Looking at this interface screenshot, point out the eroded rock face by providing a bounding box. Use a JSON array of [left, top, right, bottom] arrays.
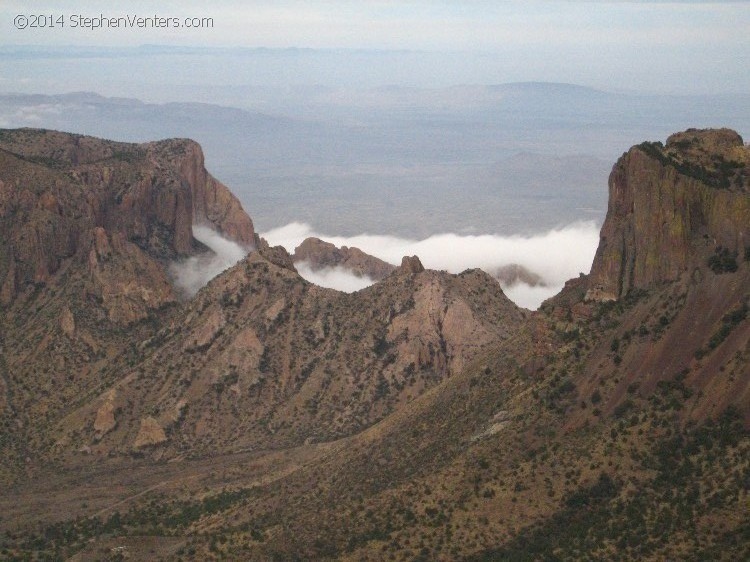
[[587, 128, 750, 300], [0, 129, 255, 320], [85, 227, 177, 323], [184, 306, 226, 351], [134, 416, 167, 448], [168, 139, 255, 248]]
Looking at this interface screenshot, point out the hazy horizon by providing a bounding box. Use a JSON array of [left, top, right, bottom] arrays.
[[2, 0, 749, 95], [1, 44, 749, 106]]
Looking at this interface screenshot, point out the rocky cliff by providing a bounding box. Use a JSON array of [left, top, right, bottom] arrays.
[[540, 128, 750, 424], [587, 128, 749, 300], [0, 129, 254, 320], [0, 130, 257, 477]]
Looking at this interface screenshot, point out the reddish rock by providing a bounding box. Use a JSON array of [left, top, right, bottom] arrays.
[[174, 140, 255, 247], [256, 235, 297, 272], [587, 128, 750, 300], [0, 130, 256, 318], [293, 237, 395, 280], [399, 255, 425, 274]]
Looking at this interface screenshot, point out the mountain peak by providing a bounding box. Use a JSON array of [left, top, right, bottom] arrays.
[[586, 127, 749, 301], [666, 127, 744, 154]]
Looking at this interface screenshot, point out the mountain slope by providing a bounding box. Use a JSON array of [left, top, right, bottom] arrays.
[[0, 128, 524, 475], [53, 251, 523, 458], [0, 128, 254, 480], [171, 128, 749, 560], [0, 128, 747, 561]]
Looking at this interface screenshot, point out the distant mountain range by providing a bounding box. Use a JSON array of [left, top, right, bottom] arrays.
[[5, 85, 747, 238]]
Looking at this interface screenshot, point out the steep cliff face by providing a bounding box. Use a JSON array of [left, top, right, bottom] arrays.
[[167, 139, 255, 247], [0, 129, 254, 319], [543, 128, 750, 426], [587, 128, 749, 301]]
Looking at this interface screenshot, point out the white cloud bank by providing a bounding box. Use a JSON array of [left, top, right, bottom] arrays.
[[262, 221, 600, 309], [167, 222, 600, 309], [170, 225, 249, 297], [295, 261, 376, 293]]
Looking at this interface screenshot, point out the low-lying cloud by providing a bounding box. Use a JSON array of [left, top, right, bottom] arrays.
[[262, 221, 600, 309], [295, 261, 376, 293], [170, 225, 249, 297]]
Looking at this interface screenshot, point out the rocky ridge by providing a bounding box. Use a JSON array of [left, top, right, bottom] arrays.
[[54, 250, 524, 456], [292, 236, 396, 280], [292, 236, 546, 291], [0, 128, 748, 561]]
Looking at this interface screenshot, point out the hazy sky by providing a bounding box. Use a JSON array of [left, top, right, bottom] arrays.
[[2, 1, 748, 50], [2, 1, 749, 93]]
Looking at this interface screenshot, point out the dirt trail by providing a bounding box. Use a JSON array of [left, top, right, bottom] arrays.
[[93, 480, 169, 517]]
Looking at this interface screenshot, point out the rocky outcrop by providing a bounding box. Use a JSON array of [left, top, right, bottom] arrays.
[[133, 416, 167, 448], [162, 139, 255, 247], [184, 306, 226, 352], [399, 255, 425, 274], [587, 128, 750, 300], [255, 235, 297, 271], [85, 226, 177, 323], [59, 307, 76, 337], [94, 391, 117, 436], [292, 237, 396, 280]]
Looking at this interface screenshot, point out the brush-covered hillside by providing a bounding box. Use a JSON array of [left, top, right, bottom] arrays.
[[0, 128, 747, 561]]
